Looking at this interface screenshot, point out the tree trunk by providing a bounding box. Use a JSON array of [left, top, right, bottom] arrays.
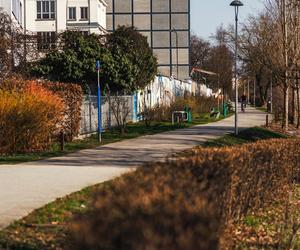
[[292, 88, 295, 124], [297, 86, 300, 128], [283, 85, 289, 130]]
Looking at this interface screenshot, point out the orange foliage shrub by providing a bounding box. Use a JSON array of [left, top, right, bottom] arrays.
[[0, 80, 64, 154], [1, 77, 83, 144], [70, 139, 300, 250]]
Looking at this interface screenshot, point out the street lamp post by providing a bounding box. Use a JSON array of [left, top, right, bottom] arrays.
[[171, 27, 179, 79], [230, 0, 243, 136], [247, 77, 250, 105]]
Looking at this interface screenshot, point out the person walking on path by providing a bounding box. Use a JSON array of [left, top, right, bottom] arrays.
[[241, 94, 247, 112]]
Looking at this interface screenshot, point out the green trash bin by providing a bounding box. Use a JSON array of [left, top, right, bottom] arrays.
[[184, 106, 193, 123], [223, 103, 228, 117]]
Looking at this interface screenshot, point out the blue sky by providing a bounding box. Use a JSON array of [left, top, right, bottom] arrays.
[[191, 0, 265, 40]]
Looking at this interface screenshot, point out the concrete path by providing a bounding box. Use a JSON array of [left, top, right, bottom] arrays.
[[0, 107, 266, 229]]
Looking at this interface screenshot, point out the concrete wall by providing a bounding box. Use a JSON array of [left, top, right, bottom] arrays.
[[138, 75, 193, 110]]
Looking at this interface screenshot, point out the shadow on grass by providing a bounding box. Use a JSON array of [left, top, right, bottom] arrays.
[[203, 127, 288, 148]]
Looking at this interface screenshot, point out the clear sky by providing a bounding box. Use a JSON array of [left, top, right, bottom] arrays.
[[191, 0, 265, 40]]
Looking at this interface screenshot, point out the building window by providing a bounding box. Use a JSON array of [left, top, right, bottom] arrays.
[[80, 7, 88, 20], [68, 7, 76, 20], [37, 0, 55, 20], [12, 0, 22, 24], [81, 31, 89, 36], [12, 0, 18, 19], [37, 32, 56, 50]]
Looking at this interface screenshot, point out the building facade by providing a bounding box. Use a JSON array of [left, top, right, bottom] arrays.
[[0, 0, 107, 49], [106, 0, 190, 81], [0, 0, 24, 26], [24, 0, 107, 34]]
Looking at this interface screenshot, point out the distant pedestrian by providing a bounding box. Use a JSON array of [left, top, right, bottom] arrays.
[[241, 94, 247, 112], [267, 100, 272, 113]]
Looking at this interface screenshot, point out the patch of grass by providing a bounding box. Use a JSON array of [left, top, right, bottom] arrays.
[[203, 127, 288, 148], [0, 180, 116, 250], [244, 215, 262, 227], [256, 106, 268, 112], [0, 113, 224, 165]]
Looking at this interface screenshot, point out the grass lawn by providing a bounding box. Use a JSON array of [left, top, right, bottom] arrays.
[[0, 113, 226, 165], [256, 106, 268, 112], [203, 126, 288, 147], [0, 126, 289, 250]]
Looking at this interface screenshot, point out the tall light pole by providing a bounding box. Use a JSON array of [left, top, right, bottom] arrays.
[[230, 0, 243, 136], [171, 27, 179, 79], [247, 77, 250, 105]]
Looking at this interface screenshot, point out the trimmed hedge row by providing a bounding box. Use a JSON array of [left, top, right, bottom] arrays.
[[70, 138, 300, 250]]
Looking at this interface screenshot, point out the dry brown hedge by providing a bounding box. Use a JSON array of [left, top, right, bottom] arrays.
[[42, 81, 83, 141], [70, 138, 300, 250]]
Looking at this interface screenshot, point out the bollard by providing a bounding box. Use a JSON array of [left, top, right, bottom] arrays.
[[60, 131, 65, 151], [266, 114, 269, 127]]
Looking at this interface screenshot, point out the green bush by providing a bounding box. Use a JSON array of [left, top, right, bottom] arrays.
[[148, 96, 219, 123]]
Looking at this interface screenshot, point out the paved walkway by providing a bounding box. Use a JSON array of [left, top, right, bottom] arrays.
[[0, 107, 266, 229]]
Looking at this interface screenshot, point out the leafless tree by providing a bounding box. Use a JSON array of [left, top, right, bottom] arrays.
[[0, 8, 39, 81], [110, 95, 131, 135]]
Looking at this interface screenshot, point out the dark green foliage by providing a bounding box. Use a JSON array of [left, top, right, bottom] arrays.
[[30, 28, 157, 93], [30, 32, 108, 92], [107, 26, 158, 92]]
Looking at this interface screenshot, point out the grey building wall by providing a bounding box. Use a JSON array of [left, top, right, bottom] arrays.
[[106, 0, 190, 81]]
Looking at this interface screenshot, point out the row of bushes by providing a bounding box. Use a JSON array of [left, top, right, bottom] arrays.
[[69, 138, 300, 249], [0, 77, 83, 154], [144, 95, 219, 124]]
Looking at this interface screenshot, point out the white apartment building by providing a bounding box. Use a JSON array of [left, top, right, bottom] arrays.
[[0, 0, 107, 49], [0, 0, 24, 27]]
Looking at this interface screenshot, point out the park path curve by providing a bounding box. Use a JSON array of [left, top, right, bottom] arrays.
[[0, 107, 266, 229]]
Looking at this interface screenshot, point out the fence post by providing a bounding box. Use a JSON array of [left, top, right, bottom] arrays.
[[60, 131, 65, 151], [133, 93, 138, 122], [88, 96, 92, 133], [266, 114, 269, 127], [108, 92, 112, 130]]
